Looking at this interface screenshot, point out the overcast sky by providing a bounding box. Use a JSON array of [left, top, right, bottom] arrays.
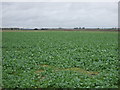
[[2, 2, 118, 28]]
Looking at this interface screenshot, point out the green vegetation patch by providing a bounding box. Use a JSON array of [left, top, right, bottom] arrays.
[[2, 31, 119, 88]]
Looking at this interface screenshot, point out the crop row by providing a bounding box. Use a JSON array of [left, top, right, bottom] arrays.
[[2, 31, 119, 88]]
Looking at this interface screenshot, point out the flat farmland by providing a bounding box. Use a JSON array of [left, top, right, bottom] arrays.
[[2, 31, 119, 88]]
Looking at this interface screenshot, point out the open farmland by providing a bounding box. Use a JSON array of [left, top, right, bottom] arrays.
[[2, 31, 119, 88]]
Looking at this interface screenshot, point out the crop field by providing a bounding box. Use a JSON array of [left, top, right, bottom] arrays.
[[2, 31, 119, 88]]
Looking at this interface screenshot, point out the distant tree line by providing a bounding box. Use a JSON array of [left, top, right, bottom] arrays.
[[1, 27, 119, 30], [74, 27, 85, 29], [2, 28, 20, 30]]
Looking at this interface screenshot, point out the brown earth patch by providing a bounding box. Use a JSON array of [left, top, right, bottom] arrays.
[[35, 64, 99, 81], [36, 64, 99, 76], [35, 70, 44, 73]]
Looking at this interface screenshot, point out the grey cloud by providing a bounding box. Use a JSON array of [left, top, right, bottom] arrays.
[[2, 2, 118, 28]]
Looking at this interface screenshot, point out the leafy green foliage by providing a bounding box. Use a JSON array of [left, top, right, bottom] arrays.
[[2, 31, 119, 88]]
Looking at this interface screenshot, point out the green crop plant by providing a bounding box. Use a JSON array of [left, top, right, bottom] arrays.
[[2, 31, 119, 88]]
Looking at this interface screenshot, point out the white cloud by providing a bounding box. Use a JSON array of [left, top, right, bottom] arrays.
[[2, 0, 119, 2], [2, 2, 118, 28]]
